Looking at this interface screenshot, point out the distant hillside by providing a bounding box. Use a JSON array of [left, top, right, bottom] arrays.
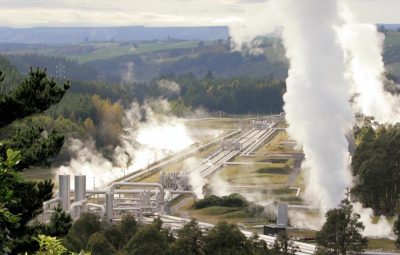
[[0, 26, 229, 44], [5, 54, 98, 81], [1, 37, 288, 82]]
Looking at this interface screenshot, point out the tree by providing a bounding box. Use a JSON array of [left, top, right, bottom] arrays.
[[352, 123, 400, 214], [87, 232, 117, 255], [247, 233, 271, 255], [123, 224, 171, 255], [64, 212, 101, 252], [83, 118, 96, 136], [45, 205, 72, 237], [34, 235, 68, 255], [0, 65, 69, 253], [272, 232, 298, 255], [2, 165, 54, 253], [171, 219, 203, 255], [92, 95, 123, 146], [0, 67, 69, 128], [315, 199, 368, 255], [0, 67, 69, 171], [104, 213, 138, 250], [394, 215, 400, 248], [119, 214, 139, 245], [1, 127, 65, 170], [202, 221, 250, 255]]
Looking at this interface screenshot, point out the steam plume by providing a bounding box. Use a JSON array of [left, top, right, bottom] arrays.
[[338, 3, 400, 123], [232, 0, 354, 211], [229, 0, 395, 237], [55, 100, 195, 187]]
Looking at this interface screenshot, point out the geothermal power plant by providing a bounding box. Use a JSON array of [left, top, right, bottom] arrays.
[[41, 114, 317, 254]]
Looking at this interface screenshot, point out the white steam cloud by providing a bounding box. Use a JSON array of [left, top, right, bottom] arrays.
[[55, 100, 194, 188], [157, 79, 181, 97], [121, 61, 135, 84], [230, 0, 395, 237], [338, 5, 400, 123], [232, 0, 354, 211]]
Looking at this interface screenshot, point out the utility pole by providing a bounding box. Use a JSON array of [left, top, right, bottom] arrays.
[[55, 62, 66, 81], [96, 72, 106, 84], [92, 177, 96, 199]]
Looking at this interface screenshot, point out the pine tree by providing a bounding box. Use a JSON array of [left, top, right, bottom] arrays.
[[316, 199, 368, 255]]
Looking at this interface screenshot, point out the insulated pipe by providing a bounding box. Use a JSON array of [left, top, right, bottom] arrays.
[[86, 203, 106, 217], [59, 174, 71, 211], [42, 197, 61, 222], [70, 199, 87, 220], [113, 189, 158, 194], [86, 189, 108, 194], [74, 175, 86, 202], [169, 190, 198, 201], [109, 182, 164, 205]]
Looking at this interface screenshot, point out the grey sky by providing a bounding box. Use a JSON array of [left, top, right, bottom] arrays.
[[0, 0, 399, 27]]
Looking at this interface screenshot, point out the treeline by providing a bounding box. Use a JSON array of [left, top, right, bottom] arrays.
[[37, 198, 372, 255], [85, 41, 288, 82], [6, 54, 98, 81], [0, 54, 286, 165], [352, 119, 400, 214], [145, 73, 286, 114], [39, 211, 298, 255], [0, 66, 68, 253]]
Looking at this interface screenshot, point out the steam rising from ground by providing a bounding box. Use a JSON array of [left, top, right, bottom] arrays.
[[338, 7, 400, 123], [229, 0, 395, 237], [121, 62, 135, 84], [55, 100, 194, 188], [232, 0, 354, 211], [157, 79, 181, 98]]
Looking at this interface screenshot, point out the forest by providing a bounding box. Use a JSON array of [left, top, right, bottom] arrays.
[[352, 119, 400, 215]]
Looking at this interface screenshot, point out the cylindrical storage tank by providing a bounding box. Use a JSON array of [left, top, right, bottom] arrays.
[[105, 192, 114, 222], [74, 175, 86, 202], [59, 174, 71, 211]]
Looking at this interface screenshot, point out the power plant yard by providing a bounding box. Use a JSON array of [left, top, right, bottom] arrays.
[[4, 3, 400, 254], [40, 115, 400, 254]]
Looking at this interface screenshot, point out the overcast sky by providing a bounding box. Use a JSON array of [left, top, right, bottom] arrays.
[[1, 0, 400, 27]]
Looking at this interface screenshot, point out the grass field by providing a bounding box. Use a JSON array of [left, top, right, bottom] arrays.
[[218, 164, 289, 186], [21, 166, 53, 182], [58, 40, 200, 63], [367, 239, 399, 252], [173, 198, 269, 225]]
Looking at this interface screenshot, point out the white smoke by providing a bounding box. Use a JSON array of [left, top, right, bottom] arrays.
[[231, 0, 355, 211], [57, 139, 118, 188], [229, 0, 395, 237], [54, 100, 195, 188], [353, 202, 394, 239], [121, 61, 135, 84], [337, 4, 400, 123], [209, 173, 232, 197], [185, 157, 207, 199], [157, 79, 181, 98]]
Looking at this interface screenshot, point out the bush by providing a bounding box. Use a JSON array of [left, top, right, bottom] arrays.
[[63, 212, 101, 252], [192, 193, 248, 209]]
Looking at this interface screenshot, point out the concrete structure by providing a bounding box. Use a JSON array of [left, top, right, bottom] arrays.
[[263, 202, 288, 236], [277, 202, 288, 227]]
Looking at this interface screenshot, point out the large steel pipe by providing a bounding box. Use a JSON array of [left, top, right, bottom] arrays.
[[110, 182, 164, 205]]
